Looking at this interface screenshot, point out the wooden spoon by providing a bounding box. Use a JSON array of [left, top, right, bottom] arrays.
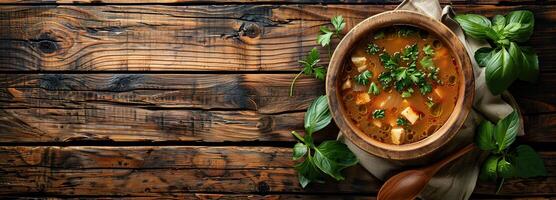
[[377, 144, 476, 200]]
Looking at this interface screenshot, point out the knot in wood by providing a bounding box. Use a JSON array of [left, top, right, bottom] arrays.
[[257, 181, 270, 194], [240, 22, 261, 38], [37, 40, 58, 54]]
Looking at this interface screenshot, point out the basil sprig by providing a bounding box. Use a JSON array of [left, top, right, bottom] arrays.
[[475, 111, 547, 192], [455, 10, 539, 95], [291, 95, 359, 188]]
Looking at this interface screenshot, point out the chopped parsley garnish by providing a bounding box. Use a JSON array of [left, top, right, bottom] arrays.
[[366, 43, 382, 55], [402, 44, 419, 61], [378, 71, 393, 88], [398, 27, 417, 37], [426, 97, 435, 108], [354, 70, 372, 85], [420, 54, 442, 84], [397, 117, 409, 126], [419, 82, 432, 95], [368, 82, 380, 95], [401, 88, 414, 98], [423, 44, 435, 56], [374, 31, 385, 40], [379, 52, 400, 70], [373, 109, 385, 119]]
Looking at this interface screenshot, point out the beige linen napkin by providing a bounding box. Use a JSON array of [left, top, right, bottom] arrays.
[[337, 0, 524, 199]]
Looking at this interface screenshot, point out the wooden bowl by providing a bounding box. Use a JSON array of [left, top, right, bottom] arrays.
[[326, 10, 474, 161]]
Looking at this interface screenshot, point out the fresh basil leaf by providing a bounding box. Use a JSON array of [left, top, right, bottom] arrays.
[[475, 47, 495, 68], [293, 143, 308, 160], [517, 46, 539, 82], [513, 145, 547, 178], [295, 155, 325, 188], [485, 47, 517, 95], [304, 95, 332, 135], [480, 155, 500, 181], [476, 120, 497, 151], [497, 158, 515, 178], [313, 141, 358, 180], [504, 10, 534, 42], [494, 111, 519, 152], [454, 14, 492, 39], [492, 15, 506, 33]]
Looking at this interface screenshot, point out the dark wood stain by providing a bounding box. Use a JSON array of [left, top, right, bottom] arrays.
[[0, 1, 554, 199]]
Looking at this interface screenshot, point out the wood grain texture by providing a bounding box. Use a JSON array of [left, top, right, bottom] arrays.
[[0, 194, 379, 200], [0, 106, 305, 142], [0, 5, 554, 71], [0, 74, 323, 113], [0, 146, 554, 196], [0, 0, 549, 5]]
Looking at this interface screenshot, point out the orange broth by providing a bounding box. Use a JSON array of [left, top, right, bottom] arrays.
[[340, 26, 460, 145]]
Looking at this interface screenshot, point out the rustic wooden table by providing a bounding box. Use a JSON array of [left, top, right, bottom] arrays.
[[0, 0, 554, 199]]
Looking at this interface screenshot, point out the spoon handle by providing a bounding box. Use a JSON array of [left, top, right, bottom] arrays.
[[426, 144, 476, 174]]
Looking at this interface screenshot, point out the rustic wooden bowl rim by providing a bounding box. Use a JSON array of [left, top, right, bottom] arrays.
[[326, 10, 475, 160]]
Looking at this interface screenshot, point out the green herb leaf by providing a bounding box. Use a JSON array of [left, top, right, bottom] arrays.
[[492, 15, 506, 33], [374, 31, 385, 39], [331, 15, 346, 34], [517, 46, 539, 82], [503, 10, 534, 43], [313, 67, 326, 80], [295, 155, 325, 188], [397, 117, 408, 126], [354, 70, 372, 85], [366, 43, 382, 55], [479, 155, 500, 181], [293, 143, 308, 160], [425, 97, 435, 108], [313, 141, 358, 180], [398, 26, 417, 37], [476, 120, 497, 151], [497, 158, 515, 178], [494, 111, 519, 152], [454, 14, 493, 39], [485, 47, 517, 95], [379, 52, 400, 70], [368, 82, 380, 95], [513, 145, 547, 178], [378, 71, 393, 89], [423, 44, 435, 56], [304, 95, 332, 135], [474, 47, 495, 67], [402, 44, 419, 61], [317, 26, 334, 47], [373, 109, 385, 119]]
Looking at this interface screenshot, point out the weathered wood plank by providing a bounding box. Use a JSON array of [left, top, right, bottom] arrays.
[[0, 0, 549, 5], [0, 5, 553, 71], [0, 146, 554, 196], [0, 74, 323, 114], [0, 105, 306, 142], [1, 194, 378, 200], [0, 146, 294, 169]]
